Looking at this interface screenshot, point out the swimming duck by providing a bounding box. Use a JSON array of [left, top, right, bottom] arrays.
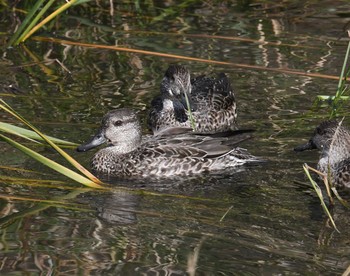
[[148, 65, 237, 135], [294, 120, 350, 188], [77, 108, 258, 177]]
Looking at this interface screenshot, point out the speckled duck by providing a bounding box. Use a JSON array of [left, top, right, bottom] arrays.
[[77, 108, 259, 177], [148, 65, 237, 135], [295, 120, 350, 187]]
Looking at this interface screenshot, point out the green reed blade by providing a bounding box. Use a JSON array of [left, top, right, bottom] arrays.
[[317, 95, 349, 101], [219, 205, 233, 222], [0, 99, 102, 185], [0, 122, 42, 144], [21, 0, 92, 43], [16, 0, 56, 45], [0, 133, 104, 189], [335, 38, 350, 99], [303, 164, 339, 233], [331, 187, 349, 208], [183, 91, 196, 130], [0, 122, 77, 147], [8, 0, 45, 46]]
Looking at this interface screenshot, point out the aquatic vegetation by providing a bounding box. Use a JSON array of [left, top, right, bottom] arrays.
[[8, 0, 91, 46], [0, 99, 104, 188], [303, 164, 339, 232], [300, 36, 350, 230], [316, 33, 350, 119]]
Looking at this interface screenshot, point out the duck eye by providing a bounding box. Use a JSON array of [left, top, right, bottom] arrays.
[[316, 127, 325, 135], [114, 120, 123, 126]]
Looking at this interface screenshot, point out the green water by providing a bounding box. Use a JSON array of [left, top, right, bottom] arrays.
[[1, 1, 350, 274]]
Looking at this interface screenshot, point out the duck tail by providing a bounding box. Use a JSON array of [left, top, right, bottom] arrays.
[[226, 147, 263, 164]]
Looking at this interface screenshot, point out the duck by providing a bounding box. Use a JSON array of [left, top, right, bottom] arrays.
[[294, 120, 350, 188], [77, 108, 259, 177], [148, 65, 237, 135]]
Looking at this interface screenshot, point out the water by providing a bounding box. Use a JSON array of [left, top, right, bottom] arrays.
[[1, 1, 350, 274]]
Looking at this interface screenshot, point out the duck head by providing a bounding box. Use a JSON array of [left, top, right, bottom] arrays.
[[77, 109, 142, 154], [294, 120, 343, 153], [161, 65, 191, 98]]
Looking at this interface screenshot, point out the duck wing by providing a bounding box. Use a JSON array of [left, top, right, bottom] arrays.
[[144, 132, 252, 159], [191, 73, 235, 111]]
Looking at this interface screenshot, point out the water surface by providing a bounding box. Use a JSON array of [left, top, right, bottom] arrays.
[[1, 1, 350, 274]]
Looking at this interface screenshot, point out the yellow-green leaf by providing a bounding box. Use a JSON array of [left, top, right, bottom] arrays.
[[0, 99, 102, 184], [0, 122, 77, 146], [0, 133, 105, 189]]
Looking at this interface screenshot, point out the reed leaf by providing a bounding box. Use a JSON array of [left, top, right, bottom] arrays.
[[219, 205, 233, 222], [329, 37, 350, 118], [0, 189, 90, 228], [0, 99, 102, 185], [32, 36, 341, 80], [335, 35, 350, 99], [0, 122, 77, 147], [0, 133, 103, 189], [0, 165, 42, 174], [342, 264, 350, 276], [303, 164, 339, 232], [317, 96, 349, 101], [120, 30, 319, 49], [183, 91, 196, 130], [16, 0, 56, 45], [331, 187, 350, 208], [7, 0, 45, 46], [20, 0, 92, 43]]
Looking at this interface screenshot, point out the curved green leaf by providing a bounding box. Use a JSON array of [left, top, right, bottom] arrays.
[[0, 133, 104, 189], [0, 122, 77, 146], [0, 100, 102, 185]]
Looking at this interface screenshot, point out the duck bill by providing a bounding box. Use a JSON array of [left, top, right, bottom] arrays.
[[294, 140, 317, 152], [77, 129, 106, 152]]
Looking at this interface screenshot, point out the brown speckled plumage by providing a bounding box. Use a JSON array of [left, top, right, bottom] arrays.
[[77, 109, 258, 178], [295, 120, 350, 188], [148, 65, 237, 135]]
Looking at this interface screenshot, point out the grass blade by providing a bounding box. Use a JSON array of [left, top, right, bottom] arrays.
[[331, 187, 350, 208], [21, 0, 92, 43], [219, 205, 233, 222], [0, 189, 91, 228], [317, 95, 349, 101], [335, 34, 350, 98], [0, 133, 104, 189], [0, 99, 102, 184], [0, 123, 42, 144], [8, 0, 45, 46], [0, 122, 77, 147], [183, 91, 196, 130], [32, 36, 341, 80], [16, 0, 56, 44], [303, 164, 339, 232]]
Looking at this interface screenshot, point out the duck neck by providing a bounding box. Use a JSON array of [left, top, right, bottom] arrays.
[[323, 129, 350, 165], [106, 125, 142, 155], [110, 141, 140, 154]]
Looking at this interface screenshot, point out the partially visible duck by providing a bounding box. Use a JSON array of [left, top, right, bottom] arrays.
[[295, 120, 350, 188], [148, 65, 237, 135], [77, 108, 258, 177]]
